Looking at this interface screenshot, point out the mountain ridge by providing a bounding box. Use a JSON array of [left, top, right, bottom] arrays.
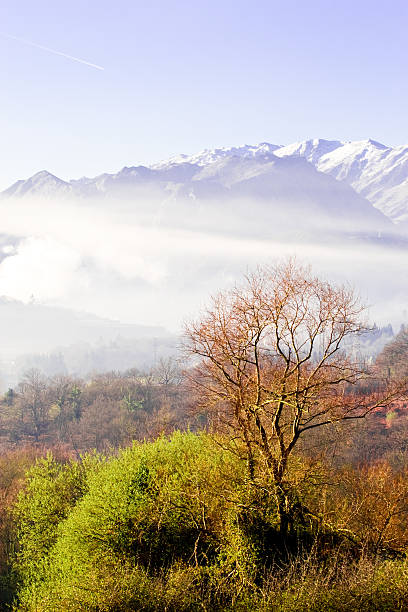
[[2, 138, 408, 225]]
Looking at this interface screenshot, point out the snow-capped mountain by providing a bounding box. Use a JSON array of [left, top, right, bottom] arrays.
[[2, 138, 408, 232], [317, 140, 408, 224], [273, 139, 343, 164], [152, 142, 281, 169], [275, 139, 408, 223]]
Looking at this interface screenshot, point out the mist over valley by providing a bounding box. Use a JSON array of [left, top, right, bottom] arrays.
[[1, 138, 408, 387]]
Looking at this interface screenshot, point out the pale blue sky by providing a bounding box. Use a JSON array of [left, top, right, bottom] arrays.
[[1, 0, 407, 189]]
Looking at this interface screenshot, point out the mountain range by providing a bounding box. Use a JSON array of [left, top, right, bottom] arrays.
[[2, 138, 408, 233]]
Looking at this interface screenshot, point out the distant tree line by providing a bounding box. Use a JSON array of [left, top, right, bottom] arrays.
[[0, 357, 192, 454]]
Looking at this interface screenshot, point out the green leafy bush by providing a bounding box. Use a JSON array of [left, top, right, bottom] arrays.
[[15, 432, 256, 610]]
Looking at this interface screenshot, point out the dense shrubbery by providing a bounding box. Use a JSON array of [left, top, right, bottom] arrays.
[[0, 431, 403, 610], [14, 433, 249, 610]]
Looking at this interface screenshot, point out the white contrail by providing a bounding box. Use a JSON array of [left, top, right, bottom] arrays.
[[2, 33, 104, 71]]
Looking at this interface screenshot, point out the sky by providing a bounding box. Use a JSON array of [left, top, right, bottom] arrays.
[[0, 0, 407, 190]]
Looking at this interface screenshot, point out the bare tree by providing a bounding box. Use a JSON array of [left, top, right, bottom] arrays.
[[152, 357, 182, 387], [18, 369, 48, 442], [185, 260, 403, 534], [48, 375, 83, 443]]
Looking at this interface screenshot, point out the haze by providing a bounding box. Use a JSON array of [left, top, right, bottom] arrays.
[[0, 190, 407, 331]]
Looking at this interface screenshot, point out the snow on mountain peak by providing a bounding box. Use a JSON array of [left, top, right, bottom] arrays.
[[308, 140, 408, 223], [153, 142, 281, 169], [251, 137, 408, 223], [274, 139, 344, 163], [153, 138, 408, 224], [352, 138, 389, 150]]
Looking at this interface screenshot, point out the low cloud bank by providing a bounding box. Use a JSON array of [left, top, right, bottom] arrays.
[[0, 194, 407, 335]]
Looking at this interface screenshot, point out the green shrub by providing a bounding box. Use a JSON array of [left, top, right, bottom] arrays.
[[13, 452, 103, 589], [15, 432, 251, 610]]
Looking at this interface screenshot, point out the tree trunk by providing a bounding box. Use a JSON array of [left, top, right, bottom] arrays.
[[275, 482, 290, 536]]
